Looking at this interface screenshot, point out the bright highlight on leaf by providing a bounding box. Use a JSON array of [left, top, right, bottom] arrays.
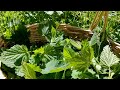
[[100, 45, 120, 68], [70, 39, 81, 50], [22, 62, 36, 79], [34, 47, 44, 54], [41, 59, 70, 74]]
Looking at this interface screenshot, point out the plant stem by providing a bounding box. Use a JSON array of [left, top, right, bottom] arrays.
[[62, 70, 66, 79], [55, 72, 57, 79], [98, 42, 101, 61], [108, 67, 112, 79]]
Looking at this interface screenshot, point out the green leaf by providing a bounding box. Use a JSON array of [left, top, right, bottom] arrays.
[[22, 62, 36, 79], [43, 44, 62, 58], [100, 45, 120, 68], [50, 34, 64, 46], [44, 44, 55, 55], [89, 32, 100, 46], [15, 66, 24, 77], [112, 63, 120, 75], [41, 25, 49, 36], [33, 47, 44, 55], [45, 11, 54, 15], [55, 22, 60, 29], [63, 40, 94, 72], [70, 39, 81, 50], [71, 70, 81, 79], [27, 63, 41, 72], [51, 27, 57, 43], [63, 47, 73, 60], [80, 40, 94, 63], [51, 26, 56, 38], [72, 69, 97, 79], [56, 11, 63, 15], [3, 29, 12, 39], [0, 45, 30, 68], [29, 54, 41, 64], [41, 59, 70, 74]]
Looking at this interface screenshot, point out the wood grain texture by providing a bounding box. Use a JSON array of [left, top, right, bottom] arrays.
[[58, 24, 93, 40], [26, 23, 47, 43]]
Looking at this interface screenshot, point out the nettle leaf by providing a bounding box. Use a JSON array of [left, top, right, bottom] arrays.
[[42, 25, 49, 36], [89, 32, 100, 46], [63, 47, 76, 60], [33, 47, 44, 55], [15, 63, 41, 77], [41, 59, 70, 74], [70, 39, 81, 50], [51, 34, 64, 46], [0, 45, 30, 68], [100, 45, 120, 68], [43, 44, 62, 58], [112, 63, 120, 75], [58, 38, 70, 46], [111, 64, 120, 75], [79, 40, 94, 63], [27, 63, 41, 72], [56, 11, 63, 15], [63, 47, 81, 67], [29, 54, 41, 64], [71, 70, 81, 79], [44, 11, 54, 15], [51, 26, 56, 38], [63, 40, 94, 72], [22, 62, 36, 79], [43, 44, 55, 56], [50, 26, 64, 45], [15, 66, 24, 77], [51, 26, 57, 43], [72, 68, 98, 79], [55, 21, 60, 29]]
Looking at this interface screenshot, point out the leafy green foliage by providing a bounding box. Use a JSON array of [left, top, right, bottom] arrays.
[[112, 63, 120, 75], [15, 63, 41, 78], [0, 45, 30, 68], [41, 59, 70, 74], [63, 40, 94, 72], [71, 69, 97, 79], [27, 63, 41, 72], [22, 62, 36, 79], [0, 11, 120, 79], [33, 47, 44, 55], [10, 23, 30, 46], [71, 70, 81, 79], [89, 32, 100, 46], [15, 66, 24, 77], [70, 39, 81, 50], [100, 45, 120, 68], [51, 26, 56, 39]]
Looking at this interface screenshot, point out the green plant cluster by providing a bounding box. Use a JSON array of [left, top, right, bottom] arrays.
[[0, 11, 120, 79]]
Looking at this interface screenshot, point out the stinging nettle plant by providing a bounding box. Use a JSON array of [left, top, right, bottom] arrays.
[[0, 11, 120, 79]]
